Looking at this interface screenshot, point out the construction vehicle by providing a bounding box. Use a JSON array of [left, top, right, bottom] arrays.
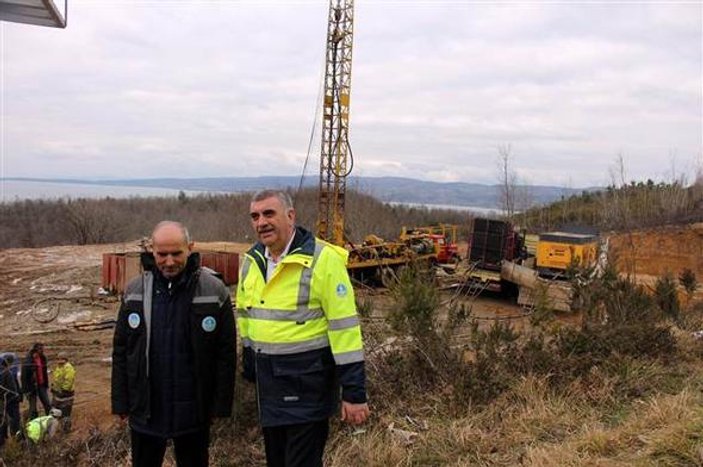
[[464, 218, 524, 292], [463, 217, 602, 310], [345, 234, 436, 285], [535, 231, 599, 278], [314, 0, 438, 285], [400, 224, 460, 264]]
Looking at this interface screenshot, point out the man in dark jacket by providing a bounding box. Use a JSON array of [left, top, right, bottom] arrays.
[[111, 221, 236, 467], [0, 354, 22, 447], [22, 343, 50, 420]]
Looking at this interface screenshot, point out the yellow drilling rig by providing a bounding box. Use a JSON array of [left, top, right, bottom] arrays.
[[314, 0, 437, 285]]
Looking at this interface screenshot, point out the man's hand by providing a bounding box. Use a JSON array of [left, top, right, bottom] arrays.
[[340, 401, 370, 426]]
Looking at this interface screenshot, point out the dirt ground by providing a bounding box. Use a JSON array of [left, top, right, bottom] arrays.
[[1, 226, 701, 438], [0, 241, 250, 437]]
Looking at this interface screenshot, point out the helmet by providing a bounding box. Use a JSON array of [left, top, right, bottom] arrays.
[[50, 408, 62, 418]]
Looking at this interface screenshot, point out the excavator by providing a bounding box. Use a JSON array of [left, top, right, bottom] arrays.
[[315, 0, 437, 285]]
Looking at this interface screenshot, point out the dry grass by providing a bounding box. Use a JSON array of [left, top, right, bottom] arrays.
[[5, 350, 703, 467], [324, 367, 703, 467], [322, 282, 703, 467], [525, 387, 703, 466], [5, 287, 703, 466]]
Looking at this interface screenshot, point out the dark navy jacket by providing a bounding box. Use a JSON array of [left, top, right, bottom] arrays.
[[111, 253, 235, 438]]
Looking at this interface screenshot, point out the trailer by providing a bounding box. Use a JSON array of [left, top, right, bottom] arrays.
[[465, 218, 524, 292]]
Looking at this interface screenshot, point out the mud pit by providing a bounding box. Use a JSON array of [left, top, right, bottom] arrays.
[[1, 227, 701, 436]]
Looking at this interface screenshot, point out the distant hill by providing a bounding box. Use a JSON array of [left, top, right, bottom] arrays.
[[5, 176, 598, 209]]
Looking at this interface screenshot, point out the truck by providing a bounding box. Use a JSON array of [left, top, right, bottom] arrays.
[[465, 218, 524, 292], [400, 224, 460, 264], [463, 218, 602, 310]]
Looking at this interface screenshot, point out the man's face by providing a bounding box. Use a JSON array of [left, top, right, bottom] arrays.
[[152, 225, 193, 279], [250, 195, 295, 254]]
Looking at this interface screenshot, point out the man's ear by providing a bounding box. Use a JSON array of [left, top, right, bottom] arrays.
[[187, 241, 195, 252], [287, 208, 296, 224]]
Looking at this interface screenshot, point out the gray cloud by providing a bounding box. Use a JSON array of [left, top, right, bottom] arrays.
[[2, 1, 701, 187]]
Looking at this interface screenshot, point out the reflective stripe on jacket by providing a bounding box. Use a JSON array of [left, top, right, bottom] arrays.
[[236, 226, 367, 427]]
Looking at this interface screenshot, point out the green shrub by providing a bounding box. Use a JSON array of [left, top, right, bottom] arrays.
[[387, 264, 439, 339], [679, 268, 698, 298], [654, 272, 681, 322]]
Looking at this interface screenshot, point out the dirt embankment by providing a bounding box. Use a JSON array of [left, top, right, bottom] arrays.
[[608, 223, 703, 297]]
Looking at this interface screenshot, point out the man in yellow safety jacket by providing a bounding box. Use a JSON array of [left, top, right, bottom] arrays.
[[51, 352, 75, 432], [237, 189, 369, 467], [25, 408, 61, 443]]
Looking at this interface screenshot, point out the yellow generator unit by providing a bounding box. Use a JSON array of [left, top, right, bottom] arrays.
[[536, 232, 598, 275]]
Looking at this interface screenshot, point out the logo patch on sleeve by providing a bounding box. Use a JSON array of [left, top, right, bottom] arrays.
[[336, 283, 348, 297], [201, 316, 217, 332], [128, 313, 141, 329]]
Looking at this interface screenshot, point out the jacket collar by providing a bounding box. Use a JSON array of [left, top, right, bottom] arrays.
[[140, 251, 201, 288], [247, 226, 316, 278]]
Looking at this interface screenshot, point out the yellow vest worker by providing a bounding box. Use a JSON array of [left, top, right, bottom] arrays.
[[26, 408, 61, 443], [52, 360, 75, 393], [51, 352, 75, 432], [237, 190, 369, 467]]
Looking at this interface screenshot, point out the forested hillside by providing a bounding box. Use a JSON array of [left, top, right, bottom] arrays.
[[518, 180, 703, 232], [0, 188, 469, 249]]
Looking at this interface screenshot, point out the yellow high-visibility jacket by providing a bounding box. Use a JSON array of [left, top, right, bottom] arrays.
[[52, 362, 75, 394], [236, 226, 367, 427], [26, 415, 58, 443]]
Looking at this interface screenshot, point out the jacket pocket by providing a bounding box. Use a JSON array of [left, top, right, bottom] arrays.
[[268, 352, 332, 404]]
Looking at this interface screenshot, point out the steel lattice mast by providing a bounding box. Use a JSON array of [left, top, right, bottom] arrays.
[[317, 0, 354, 246]]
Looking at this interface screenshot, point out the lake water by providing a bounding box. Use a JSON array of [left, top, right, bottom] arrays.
[[387, 201, 505, 216], [0, 180, 209, 203], [1, 180, 505, 214]]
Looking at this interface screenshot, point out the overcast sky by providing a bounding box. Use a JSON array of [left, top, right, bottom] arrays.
[[2, 1, 701, 188]]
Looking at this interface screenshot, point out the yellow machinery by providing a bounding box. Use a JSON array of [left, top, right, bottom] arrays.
[[536, 232, 598, 275], [313, 1, 437, 285], [399, 224, 459, 263], [316, 0, 354, 246]]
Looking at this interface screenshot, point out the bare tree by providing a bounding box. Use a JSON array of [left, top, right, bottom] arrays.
[[496, 144, 517, 220], [605, 153, 630, 229], [62, 199, 116, 245]]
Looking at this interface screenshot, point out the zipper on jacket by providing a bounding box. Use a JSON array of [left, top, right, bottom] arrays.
[[255, 349, 262, 419]]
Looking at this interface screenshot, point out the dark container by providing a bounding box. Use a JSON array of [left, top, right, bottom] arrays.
[[468, 218, 519, 270]]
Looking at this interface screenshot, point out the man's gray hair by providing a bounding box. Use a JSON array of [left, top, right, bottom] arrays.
[[251, 189, 294, 210], [152, 220, 191, 243]]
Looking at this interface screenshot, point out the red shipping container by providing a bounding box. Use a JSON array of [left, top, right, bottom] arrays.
[[102, 251, 239, 294]]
